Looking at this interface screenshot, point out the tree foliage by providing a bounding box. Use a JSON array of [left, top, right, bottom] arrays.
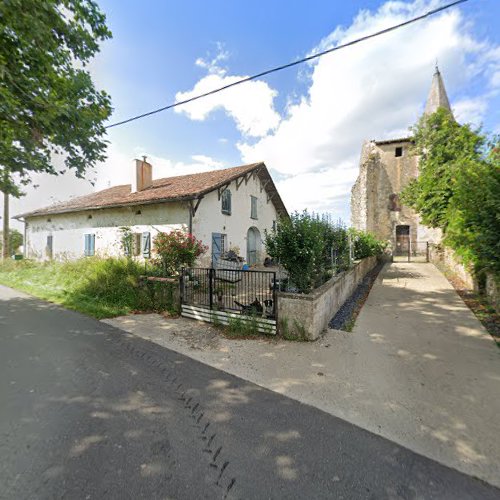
[[401, 109, 500, 275], [0, 228, 22, 255], [0, 0, 112, 195]]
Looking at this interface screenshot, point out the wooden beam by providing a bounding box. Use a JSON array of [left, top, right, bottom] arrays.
[[260, 179, 270, 193], [217, 183, 230, 201], [190, 196, 204, 217], [236, 176, 245, 190]]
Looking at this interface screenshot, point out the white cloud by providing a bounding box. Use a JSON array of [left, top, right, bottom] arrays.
[[237, 1, 499, 221], [453, 97, 488, 126], [175, 48, 281, 138]]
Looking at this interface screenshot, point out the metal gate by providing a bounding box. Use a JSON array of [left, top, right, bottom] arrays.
[[393, 238, 430, 262], [180, 267, 277, 334]]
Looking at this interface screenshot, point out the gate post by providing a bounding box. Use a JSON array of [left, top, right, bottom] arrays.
[[426, 242, 430, 263], [208, 268, 214, 311], [408, 238, 411, 263], [179, 267, 184, 312]]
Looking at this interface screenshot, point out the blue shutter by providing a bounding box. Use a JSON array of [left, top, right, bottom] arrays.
[[84, 234, 95, 256], [142, 232, 151, 258]]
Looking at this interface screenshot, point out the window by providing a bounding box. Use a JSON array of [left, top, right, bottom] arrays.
[[84, 233, 95, 256], [221, 189, 232, 215], [250, 196, 258, 220], [395, 146, 403, 157], [142, 232, 151, 258]]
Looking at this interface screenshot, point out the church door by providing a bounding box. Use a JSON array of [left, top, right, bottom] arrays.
[[395, 225, 410, 256]]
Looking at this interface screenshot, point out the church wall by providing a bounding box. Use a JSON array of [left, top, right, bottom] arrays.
[[351, 139, 439, 252]]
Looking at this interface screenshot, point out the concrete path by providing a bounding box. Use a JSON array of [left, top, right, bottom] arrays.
[[105, 262, 500, 488], [5, 284, 500, 499]]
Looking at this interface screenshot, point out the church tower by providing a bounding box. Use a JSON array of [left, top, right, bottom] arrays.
[[351, 68, 451, 256]]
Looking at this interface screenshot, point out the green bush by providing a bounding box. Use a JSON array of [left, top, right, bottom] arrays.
[[349, 229, 386, 260], [0, 257, 178, 318], [265, 211, 381, 293]]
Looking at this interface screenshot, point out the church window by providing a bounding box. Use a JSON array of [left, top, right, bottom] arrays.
[[395, 146, 403, 157]]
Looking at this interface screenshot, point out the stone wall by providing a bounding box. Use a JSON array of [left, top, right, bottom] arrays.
[[428, 244, 475, 289], [429, 244, 499, 313], [351, 139, 441, 251], [277, 256, 378, 341]]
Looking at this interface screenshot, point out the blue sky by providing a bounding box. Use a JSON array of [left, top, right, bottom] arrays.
[[12, 0, 500, 228]]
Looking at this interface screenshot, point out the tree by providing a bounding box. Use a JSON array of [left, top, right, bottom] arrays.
[[402, 109, 499, 275], [0, 228, 23, 256], [1, 0, 113, 256], [445, 143, 500, 274], [401, 108, 485, 230]]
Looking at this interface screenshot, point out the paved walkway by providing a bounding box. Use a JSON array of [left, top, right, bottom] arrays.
[[105, 262, 500, 488]]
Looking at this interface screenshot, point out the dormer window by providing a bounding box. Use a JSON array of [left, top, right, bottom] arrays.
[[395, 146, 403, 157], [221, 189, 232, 215]]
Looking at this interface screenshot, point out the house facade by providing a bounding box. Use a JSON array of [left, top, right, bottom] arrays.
[[16, 160, 288, 267], [351, 67, 449, 254]]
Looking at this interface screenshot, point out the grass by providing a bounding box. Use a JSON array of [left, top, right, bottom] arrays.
[[0, 257, 169, 319]]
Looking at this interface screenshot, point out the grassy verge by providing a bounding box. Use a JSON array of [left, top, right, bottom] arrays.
[[0, 258, 173, 319]]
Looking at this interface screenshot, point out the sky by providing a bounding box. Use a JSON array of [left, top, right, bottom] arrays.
[[10, 0, 500, 230]]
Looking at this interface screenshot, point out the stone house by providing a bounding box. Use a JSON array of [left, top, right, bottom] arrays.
[[15, 160, 288, 267], [351, 67, 451, 255]]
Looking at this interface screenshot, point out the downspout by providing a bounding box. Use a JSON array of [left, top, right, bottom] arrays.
[[188, 202, 193, 234]]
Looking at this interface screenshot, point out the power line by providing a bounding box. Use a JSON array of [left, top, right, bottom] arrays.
[[106, 0, 468, 129]]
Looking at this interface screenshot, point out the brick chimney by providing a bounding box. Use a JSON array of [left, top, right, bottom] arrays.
[[132, 156, 153, 192]]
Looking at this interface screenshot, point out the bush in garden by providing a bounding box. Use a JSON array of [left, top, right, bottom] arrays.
[[153, 230, 207, 276], [349, 229, 386, 260], [266, 211, 386, 293]]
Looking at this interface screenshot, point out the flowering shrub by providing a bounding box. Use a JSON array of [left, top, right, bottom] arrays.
[[153, 230, 207, 276]]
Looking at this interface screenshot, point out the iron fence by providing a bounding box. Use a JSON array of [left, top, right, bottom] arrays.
[[180, 267, 277, 319]]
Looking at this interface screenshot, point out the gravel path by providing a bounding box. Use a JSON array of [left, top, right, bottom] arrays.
[[328, 261, 385, 330]]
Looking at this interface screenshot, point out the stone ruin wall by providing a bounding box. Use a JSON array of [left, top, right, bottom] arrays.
[[351, 139, 440, 250]]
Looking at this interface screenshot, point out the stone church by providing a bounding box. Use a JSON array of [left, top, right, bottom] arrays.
[[351, 67, 452, 256]]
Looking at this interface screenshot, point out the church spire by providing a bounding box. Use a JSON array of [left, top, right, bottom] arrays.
[[424, 65, 453, 117]]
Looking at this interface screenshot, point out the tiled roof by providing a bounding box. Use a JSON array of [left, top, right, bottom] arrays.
[[16, 162, 288, 219]]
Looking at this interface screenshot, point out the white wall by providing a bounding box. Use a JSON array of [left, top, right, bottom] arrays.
[[192, 171, 280, 267], [25, 202, 189, 260]]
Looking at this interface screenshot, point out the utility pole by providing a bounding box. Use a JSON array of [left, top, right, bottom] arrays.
[[2, 189, 8, 260]]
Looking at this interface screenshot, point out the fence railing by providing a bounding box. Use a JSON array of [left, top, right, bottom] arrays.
[[180, 267, 277, 319]]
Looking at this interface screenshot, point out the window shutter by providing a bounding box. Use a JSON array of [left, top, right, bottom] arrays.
[[84, 234, 95, 256], [142, 232, 151, 258]]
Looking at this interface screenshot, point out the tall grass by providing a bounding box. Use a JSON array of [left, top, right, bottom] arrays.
[[0, 257, 172, 319]]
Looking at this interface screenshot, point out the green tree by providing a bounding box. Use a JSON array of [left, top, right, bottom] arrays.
[[401, 108, 485, 230], [1, 0, 112, 256], [402, 109, 499, 275], [0, 228, 23, 255], [445, 143, 500, 274]]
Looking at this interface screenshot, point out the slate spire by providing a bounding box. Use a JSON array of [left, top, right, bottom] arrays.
[[424, 65, 453, 116]]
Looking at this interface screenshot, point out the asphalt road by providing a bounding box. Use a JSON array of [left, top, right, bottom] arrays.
[[1, 285, 498, 500]]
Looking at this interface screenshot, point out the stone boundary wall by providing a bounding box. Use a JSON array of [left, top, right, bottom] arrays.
[[276, 256, 378, 341], [428, 244, 475, 289], [429, 244, 499, 313]]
